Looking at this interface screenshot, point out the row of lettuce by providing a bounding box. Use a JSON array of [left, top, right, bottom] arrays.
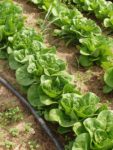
[[64, 0, 113, 29], [30, 0, 113, 94], [1, 0, 113, 149]]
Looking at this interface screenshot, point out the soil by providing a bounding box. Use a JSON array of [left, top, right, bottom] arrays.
[[0, 84, 56, 150], [0, 0, 113, 150]]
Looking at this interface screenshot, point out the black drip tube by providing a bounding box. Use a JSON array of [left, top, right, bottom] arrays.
[[0, 76, 64, 150]]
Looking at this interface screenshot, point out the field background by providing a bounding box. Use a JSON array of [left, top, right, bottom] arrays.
[[0, 0, 113, 149]]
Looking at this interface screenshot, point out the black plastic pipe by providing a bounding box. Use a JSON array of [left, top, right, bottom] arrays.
[[0, 76, 64, 150]]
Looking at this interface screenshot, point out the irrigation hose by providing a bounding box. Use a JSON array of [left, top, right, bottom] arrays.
[[0, 76, 64, 150]]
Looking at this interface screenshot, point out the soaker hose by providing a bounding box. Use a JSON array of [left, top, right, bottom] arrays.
[[0, 76, 64, 150]]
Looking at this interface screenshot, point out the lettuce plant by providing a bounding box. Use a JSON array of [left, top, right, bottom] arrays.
[[40, 72, 72, 98], [27, 73, 75, 109], [79, 35, 113, 67], [72, 110, 113, 150], [0, 0, 24, 58], [67, 0, 113, 29], [44, 92, 107, 128]]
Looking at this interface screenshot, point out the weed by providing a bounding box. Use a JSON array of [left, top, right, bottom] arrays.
[[4, 140, 15, 150], [0, 107, 23, 125], [9, 128, 19, 137], [28, 140, 40, 150]]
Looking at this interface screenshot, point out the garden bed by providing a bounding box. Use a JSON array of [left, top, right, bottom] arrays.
[[1, 0, 113, 149]]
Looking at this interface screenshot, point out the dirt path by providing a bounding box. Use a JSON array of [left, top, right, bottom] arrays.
[[0, 83, 56, 150]]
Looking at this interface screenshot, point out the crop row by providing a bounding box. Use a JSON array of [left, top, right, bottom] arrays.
[[30, 0, 113, 94], [1, 0, 113, 149], [64, 0, 113, 29]]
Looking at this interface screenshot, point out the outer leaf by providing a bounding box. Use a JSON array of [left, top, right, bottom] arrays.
[[27, 84, 43, 108], [45, 108, 78, 127], [16, 65, 35, 86], [72, 133, 90, 150], [27, 84, 56, 107], [79, 55, 93, 67], [104, 67, 113, 88], [8, 54, 22, 70], [103, 85, 113, 94], [73, 122, 86, 135]]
